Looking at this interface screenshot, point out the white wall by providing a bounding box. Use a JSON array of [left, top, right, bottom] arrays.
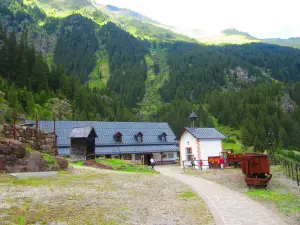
[[153, 152, 177, 162], [180, 131, 198, 168], [180, 130, 223, 169], [201, 139, 222, 168]]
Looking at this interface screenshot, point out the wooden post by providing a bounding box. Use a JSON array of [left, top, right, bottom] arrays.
[[13, 111, 16, 140], [296, 164, 299, 186], [291, 162, 294, 180], [54, 117, 58, 156], [36, 112, 39, 150]]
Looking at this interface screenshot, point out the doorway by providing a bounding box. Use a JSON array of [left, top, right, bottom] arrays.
[[144, 153, 153, 165]]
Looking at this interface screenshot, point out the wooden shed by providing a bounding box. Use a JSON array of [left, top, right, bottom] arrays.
[[69, 127, 98, 162]]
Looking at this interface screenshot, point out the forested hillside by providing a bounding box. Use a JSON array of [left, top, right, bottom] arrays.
[[1, 0, 300, 153], [0, 24, 134, 122]]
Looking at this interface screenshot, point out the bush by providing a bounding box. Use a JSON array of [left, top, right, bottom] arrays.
[[223, 138, 236, 143]]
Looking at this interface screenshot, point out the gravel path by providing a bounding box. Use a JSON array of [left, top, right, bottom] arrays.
[[0, 166, 214, 225], [156, 166, 287, 225]]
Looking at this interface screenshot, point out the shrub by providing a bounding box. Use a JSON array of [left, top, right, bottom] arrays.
[[223, 138, 236, 143]]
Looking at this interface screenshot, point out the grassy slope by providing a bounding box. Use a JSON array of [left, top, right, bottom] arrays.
[[212, 117, 252, 153], [95, 159, 156, 173], [137, 48, 169, 118], [88, 50, 110, 90], [200, 34, 259, 45]]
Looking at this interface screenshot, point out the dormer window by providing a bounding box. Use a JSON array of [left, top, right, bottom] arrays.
[[160, 132, 167, 142], [115, 132, 122, 143], [137, 132, 143, 144]]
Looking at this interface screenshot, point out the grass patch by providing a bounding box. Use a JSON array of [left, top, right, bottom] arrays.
[[70, 161, 85, 166], [180, 191, 198, 199], [247, 189, 300, 215], [0, 172, 106, 187], [25, 146, 34, 153], [96, 159, 157, 174], [42, 153, 56, 165]]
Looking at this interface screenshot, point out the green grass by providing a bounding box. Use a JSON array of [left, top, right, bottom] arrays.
[[138, 48, 170, 118], [70, 161, 85, 166], [96, 159, 157, 174], [247, 189, 300, 215], [88, 54, 110, 90], [180, 191, 198, 199], [278, 149, 300, 162], [42, 153, 56, 165], [0, 172, 105, 187], [25, 146, 34, 153], [25, 147, 57, 165], [211, 117, 247, 153]]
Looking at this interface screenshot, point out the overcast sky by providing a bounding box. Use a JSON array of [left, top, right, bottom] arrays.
[[95, 0, 300, 38]]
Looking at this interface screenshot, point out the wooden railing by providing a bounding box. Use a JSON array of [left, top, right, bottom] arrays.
[[269, 154, 300, 186]]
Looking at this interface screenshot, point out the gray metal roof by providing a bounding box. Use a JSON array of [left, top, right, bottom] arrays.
[[189, 112, 198, 119], [58, 144, 178, 156], [69, 127, 98, 138], [26, 120, 178, 149], [185, 128, 226, 139]]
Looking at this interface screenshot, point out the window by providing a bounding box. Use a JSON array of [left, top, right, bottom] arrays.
[[115, 132, 122, 143], [167, 153, 174, 158], [137, 132, 143, 143], [135, 154, 142, 160], [186, 148, 193, 161], [162, 153, 174, 159], [161, 132, 167, 142], [123, 154, 132, 160]]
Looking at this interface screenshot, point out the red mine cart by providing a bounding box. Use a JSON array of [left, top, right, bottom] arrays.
[[227, 153, 243, 168], [241, 153, 272, 188], [208, 156, 221, 169]]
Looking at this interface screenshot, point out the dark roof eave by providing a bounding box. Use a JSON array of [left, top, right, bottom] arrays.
[[58, 142, 179, 148]]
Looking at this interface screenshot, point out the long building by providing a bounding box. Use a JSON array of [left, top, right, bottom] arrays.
[[26, 120, 179, 165]]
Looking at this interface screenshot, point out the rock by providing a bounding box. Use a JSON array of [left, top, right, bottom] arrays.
[[56, 157, 68, 170], [11, 144, 26, 158], [0, 139, 25, 157], [0, 143, 12, 155], [26, 152, 46, 172], [4, 166, 13, 173], [47, 164, 61, 171], [0, 159, 4, 170]]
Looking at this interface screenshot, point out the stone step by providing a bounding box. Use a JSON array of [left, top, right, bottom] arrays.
[[9, 172, 57, 179]]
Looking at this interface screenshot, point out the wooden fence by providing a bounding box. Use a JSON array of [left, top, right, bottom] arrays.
[[269, 154, 300, 186]]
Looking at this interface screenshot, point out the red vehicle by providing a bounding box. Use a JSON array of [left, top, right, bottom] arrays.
[[241, 153, 272, 188], [227, 153, 243, 168], [208, 156, 221, 169]]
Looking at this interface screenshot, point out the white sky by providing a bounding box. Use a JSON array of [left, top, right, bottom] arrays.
[[95, 0, 300, 38]]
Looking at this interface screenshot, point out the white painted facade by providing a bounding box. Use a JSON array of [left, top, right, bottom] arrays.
[[200, 139, 222, 168], [180, 130, 223, 170], [153, 152, 177, 163]]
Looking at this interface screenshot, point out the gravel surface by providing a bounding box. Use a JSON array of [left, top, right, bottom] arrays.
[[0, 166, 214, 225], [184, 166, 300, 225]]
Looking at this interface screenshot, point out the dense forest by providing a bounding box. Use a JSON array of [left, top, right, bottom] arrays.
[[99, 22, 148, 107], [1, 0, 300, 154], [54, 14, 98, 83], [0, 24, 134, 122]]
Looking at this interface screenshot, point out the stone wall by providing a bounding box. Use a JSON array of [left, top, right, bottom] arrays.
[[1, 124, 57, 155]]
